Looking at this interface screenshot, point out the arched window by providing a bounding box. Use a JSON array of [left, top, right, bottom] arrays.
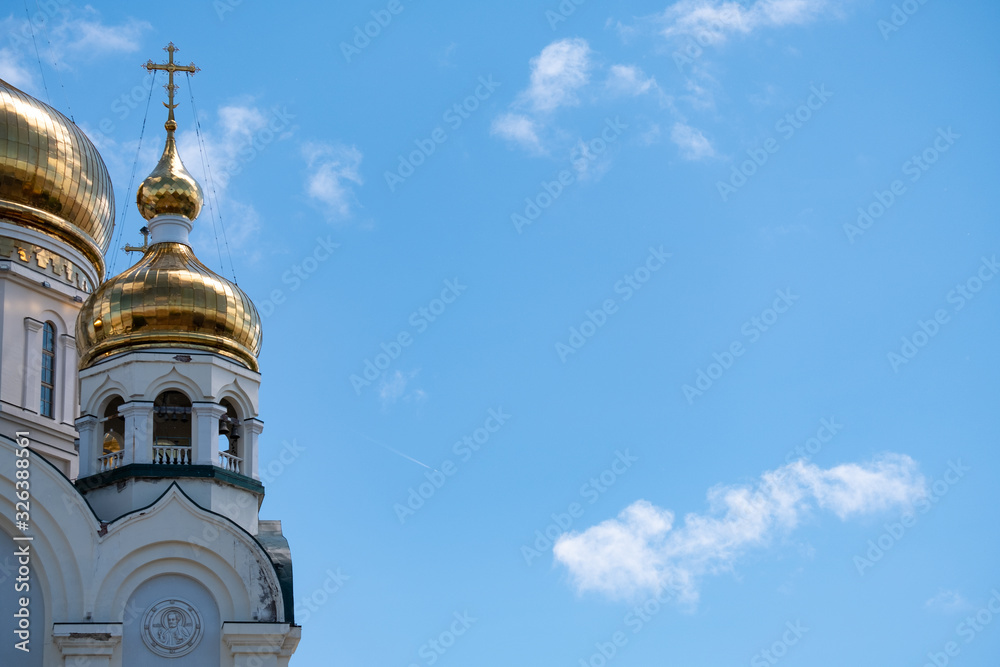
[[103, 397, 125, 455], [99, 396, 125, 472], [218, 399, 242, 473], [40, 322, 55, 418], [153, 391, 192, 464]]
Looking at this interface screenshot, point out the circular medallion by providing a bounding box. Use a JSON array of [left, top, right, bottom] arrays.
[[140, 598, 203, 658]]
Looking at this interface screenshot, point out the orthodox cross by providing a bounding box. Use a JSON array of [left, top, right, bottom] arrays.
[[143, 42, 199, 128], [122, 226, 150, 255]]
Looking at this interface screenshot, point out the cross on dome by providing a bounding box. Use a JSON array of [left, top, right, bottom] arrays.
[[144, 42, 199, 130]]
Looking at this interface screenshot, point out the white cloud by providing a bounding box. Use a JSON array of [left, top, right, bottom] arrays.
[[924, 590, 970, 614], [490, 112, 543, 153], [0, 46, 34, 90], [491, 39, 593, 154], [606, 65, 657, 97], [554, 454, 925, 605], [378, 369, 426, 408], [51, 17, 150, 57], [303, 142, 364, 220], [661, 0, 832, 44], [521, 38, 591, 112], [670, 122, 714, 160]]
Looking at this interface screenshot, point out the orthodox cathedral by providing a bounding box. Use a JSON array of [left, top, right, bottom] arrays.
[[0, 45, 300, 665]]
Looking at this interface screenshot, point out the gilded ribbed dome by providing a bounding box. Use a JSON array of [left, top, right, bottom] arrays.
[[76, 242, 262, 371], [0, 78, 115, 277], [135, 124, 203, 221]]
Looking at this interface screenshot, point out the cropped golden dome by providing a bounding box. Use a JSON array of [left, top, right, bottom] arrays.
[[135, 124, 203, 221], [0, 78, 115, 277], [76, 242, 262, 371]]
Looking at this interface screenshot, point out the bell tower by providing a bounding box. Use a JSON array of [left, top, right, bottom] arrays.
[[73, 43, 269, 533]]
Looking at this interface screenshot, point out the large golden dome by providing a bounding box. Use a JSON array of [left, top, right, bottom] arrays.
[[0, 78, 115, 277], [76, 242, 262, 371]]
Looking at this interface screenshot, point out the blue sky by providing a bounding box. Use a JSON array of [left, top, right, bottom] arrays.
[[4, 0, 1000, 664]]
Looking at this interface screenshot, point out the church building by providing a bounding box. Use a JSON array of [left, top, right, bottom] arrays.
[[0, 45, 300, 665]]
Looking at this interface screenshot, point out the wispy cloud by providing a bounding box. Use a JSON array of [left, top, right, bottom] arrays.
[[490, 112, 543, 153], [554, 454, 925, 605], [520, 38, 592, 112], [924, 589, 970, 614], [491, 38, 592, 154], [303, 142, 364, 220], [0, 46, 34, 89], [49, 16, 150, 58], [670, 122, 714, 160], [378, 369, 427, 408], [605, 64, 657, 97], [661, 0, 833, 44]]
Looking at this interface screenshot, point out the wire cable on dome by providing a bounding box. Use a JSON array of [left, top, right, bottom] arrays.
[[186, 73, 238, 285], [22, 0, 51, 107], [32, 0, 74, 122], [107, 71, 156, 276]]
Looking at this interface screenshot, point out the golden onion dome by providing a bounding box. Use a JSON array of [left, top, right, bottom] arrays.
[[0, 78, 115, 278], [135, 121, 203, 221], [76, 241, 262, 371]]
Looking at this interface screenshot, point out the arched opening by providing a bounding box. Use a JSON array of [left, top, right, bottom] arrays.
[[40, 321, 55, 418], [153, 391, 192, 465], [99, 396, 125, 472], [218, 399, 242, 473]]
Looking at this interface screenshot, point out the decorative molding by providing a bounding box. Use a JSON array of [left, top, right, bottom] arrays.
[[0, 234, 94, 291]]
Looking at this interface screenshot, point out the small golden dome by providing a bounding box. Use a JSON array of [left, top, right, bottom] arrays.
[[76, 242, 262, 371], [0, 78, 115, 277], [135, 123, 203, 221]]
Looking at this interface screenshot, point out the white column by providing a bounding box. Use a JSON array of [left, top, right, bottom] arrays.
[[192, 403, 228, 466], [243, 418, 264, 480], [119, 401, 154, 465], [75, 415, 100, 477], [53, 623, 122, 666], [21, 318, 42, 413], [222, 623, 299, 667], [58, 334, 77, 425]]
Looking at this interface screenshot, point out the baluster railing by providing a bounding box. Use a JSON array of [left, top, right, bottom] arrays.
[[97, 451, 122, 473], [218, 451, 242, 474], [152, 444, 192, 465]]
